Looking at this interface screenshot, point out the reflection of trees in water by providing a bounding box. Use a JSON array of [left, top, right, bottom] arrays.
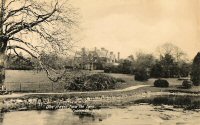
[[40, 109, 112, 125], [77, 112, 112, 123], [0, 110, 110, 125], [135, 95, 200, 110], [0, 113, 4, 123]]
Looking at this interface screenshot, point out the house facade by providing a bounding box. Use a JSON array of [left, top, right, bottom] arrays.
[[74, 47, 120, 70]]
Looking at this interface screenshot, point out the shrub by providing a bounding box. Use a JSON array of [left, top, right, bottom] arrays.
[[104, 65, 119, 73], [154, 79, 169, 87], [135, 69, 149, 81], [65, 73, 119, 91], [64, 71, 88, 91], [84, 74, 117, 91], [104, 67, 111, 73], [182, 80, 193, 89]]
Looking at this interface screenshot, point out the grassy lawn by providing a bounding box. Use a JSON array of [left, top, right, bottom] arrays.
[[105, 75, 200, 94], [5, 70, 58, 92], [106, 73, 153, 89], [5, 70, 146, 92], [137, 78, 200, 94], [4, 70, 200, 93]]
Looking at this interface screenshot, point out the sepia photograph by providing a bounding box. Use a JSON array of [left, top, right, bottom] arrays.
[[0, 0, 200, 125]]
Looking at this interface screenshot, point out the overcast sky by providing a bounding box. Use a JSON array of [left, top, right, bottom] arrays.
[[71, 0, 200, 59]]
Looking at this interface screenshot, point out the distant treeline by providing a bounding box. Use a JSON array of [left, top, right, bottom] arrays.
[[6, 53, 34, 70], [105, 53, 191, 78], [6, 43, 192, 81], [6, 52, 72, 70], [104, 43, 192, 79]]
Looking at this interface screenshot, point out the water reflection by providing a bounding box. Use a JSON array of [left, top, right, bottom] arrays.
[[1, 95, 200, 125], [0, 109, 111, 125], [0, 113, 4, 123], [135, 95, 200, 110], [1, 105, 200, 125]]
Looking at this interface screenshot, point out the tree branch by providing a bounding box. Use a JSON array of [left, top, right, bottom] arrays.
[[1, 0, 78, 83], [6, 2, 58, 36], [7, 45, 37, 58], [7, 45, 68, 82]]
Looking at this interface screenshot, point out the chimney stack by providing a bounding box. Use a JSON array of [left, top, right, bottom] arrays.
[[118, 52, 120, 61]]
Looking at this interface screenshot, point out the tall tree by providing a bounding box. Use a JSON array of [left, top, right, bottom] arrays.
[[135, 52, 156, 70], [156, 43, 187, 62], [0, 0, 77, 88], [191, 52, 200, 86], [156, 43, 188, 77], [159, 53, 177, 78]]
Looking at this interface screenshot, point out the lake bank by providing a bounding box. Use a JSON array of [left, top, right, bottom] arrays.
[[1, 89, 200, 113]]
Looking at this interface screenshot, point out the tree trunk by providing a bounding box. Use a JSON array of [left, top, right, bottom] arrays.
[[0, 0, 6, 90], [0, 37, 8, 91], [0, 52, 5, 90]]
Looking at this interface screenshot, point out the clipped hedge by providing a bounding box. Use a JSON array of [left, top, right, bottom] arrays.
[[182, 80, 193, 89], [154, 79, 169, 88]]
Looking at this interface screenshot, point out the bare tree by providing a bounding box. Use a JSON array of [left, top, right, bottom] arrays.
[[0, 0, 78, 88], [156, 43, 189, 77], [135, 51, 156, 70], [156, 42, 187, 62]]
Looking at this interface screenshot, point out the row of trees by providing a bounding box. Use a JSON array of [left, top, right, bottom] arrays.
[[150, 53, 191, 78], [6, 52, 72, 70], [105, 43, 191, 79], [6, 53, 34, 70]]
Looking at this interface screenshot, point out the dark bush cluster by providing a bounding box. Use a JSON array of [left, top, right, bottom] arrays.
[[154, 79, 169, 87], [104, 65, 119, 73], [6, 54, 34, 70], [150, 54, 191, 78], [65, 73, 121, 91], [134, 69, 149, 81], [182, 80, 193, 89], [104, 59, 134, 74]]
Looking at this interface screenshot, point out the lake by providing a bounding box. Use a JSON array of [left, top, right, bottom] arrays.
[[1, 105, 200, 125]]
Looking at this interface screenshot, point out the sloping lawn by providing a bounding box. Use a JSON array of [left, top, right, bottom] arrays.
[[5, 70, 200, 93], [5, 70, 151, 92], [105, 73, 153, 89]]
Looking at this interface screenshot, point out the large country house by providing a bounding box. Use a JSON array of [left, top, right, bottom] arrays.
[[74, 47, 120, 70]]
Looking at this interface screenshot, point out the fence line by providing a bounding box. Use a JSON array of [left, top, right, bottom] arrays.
[[5, 82, 63, 92]]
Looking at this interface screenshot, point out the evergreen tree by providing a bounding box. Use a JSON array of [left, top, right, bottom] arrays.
[[191, 52, 200, 86], [150, 62, 163, 78]]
